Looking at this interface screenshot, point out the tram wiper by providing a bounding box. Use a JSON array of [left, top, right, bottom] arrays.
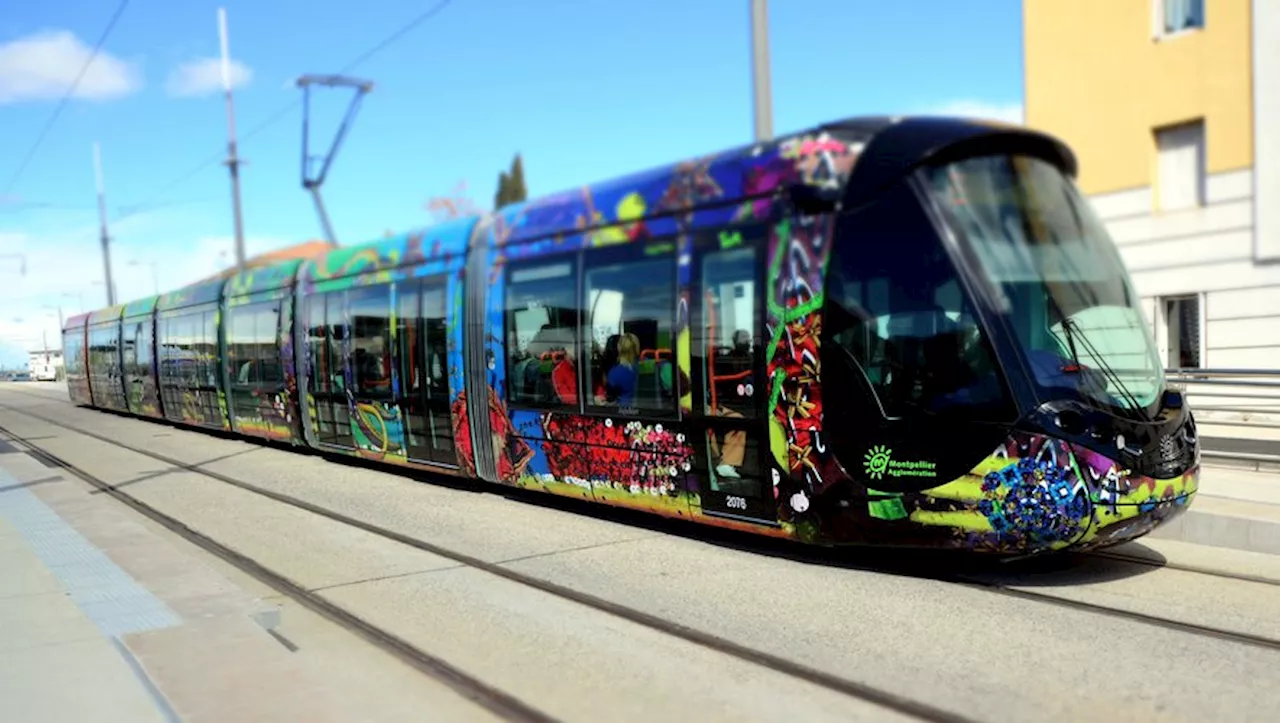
[[1059, 316, 1146, 421], [1044, 292, 1143, 423]]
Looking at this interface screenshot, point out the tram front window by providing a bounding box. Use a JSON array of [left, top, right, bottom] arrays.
[[922, 155, 1164, 416], [826, 181, 1011, 421]]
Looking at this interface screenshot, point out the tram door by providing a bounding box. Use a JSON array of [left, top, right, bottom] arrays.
[[394, 279, 457, 466], [693, 228, 775, 523]]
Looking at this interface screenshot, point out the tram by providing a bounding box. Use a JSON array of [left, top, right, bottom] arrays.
[[61, 115, 1198, 555]]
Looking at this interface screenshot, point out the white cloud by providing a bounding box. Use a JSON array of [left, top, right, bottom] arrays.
[[921, 99, 1024, 126], [165, 57, 252, 98], [0, 30, 141, 104], [0, 224, 295, 364]]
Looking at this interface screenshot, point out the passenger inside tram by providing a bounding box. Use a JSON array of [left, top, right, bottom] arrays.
[[552, 346, 577, 405], [603, 332, 640, 407]]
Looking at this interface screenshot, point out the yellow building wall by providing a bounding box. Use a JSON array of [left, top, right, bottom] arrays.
[[1024, 0, 1254, 194]]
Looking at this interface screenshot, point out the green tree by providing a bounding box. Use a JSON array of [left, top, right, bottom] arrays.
[[494, 153, 527, 209]]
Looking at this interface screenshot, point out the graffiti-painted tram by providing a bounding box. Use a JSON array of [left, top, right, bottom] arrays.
[[63, 116, 1198, 554]]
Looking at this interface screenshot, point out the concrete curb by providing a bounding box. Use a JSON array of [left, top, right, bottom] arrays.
[[1149, 507, 1280, 556]]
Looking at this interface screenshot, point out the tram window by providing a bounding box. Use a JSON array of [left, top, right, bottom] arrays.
[[201, 311, 218, 388], [505, 261, 580, 408], [135, 321, 151, 379], [227, 306, 258, 386], [304, 293, 343, 444], [826, 183, 1011, 420], [583, 254, 675, 413], [122, 321, 138, 377], [396, 279, 454, 463], [351, 285, 393, 399], [64, 333, 81, 375], [257, 303, 282, 384], [179, 314, 198, 385], [325, 290, 353, 445], [304, 295, 329, 394], [326, 291, 349, 394], [701, 246, 758, 419], [156, 317, 171, 382]]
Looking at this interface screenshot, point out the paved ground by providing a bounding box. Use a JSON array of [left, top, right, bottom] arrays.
[[1, 382, 1279, 722]]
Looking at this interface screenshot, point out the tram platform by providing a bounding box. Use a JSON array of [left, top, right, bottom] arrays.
[[0, 444, 491, 723]]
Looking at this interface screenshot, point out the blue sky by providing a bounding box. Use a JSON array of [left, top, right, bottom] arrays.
[[0, 0, 1023, 367]]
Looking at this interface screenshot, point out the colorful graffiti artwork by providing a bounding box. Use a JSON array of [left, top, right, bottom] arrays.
[[295, 219, 473, 470], [886, 432, 1197, 553], [519, 414, 698, 500], [445, 128, 873, 524], [66, 114, 1199, 557], [351, 401, 408, 459], [451, 387, 534, 482]]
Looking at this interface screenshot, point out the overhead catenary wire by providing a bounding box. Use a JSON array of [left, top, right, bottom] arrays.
[[1, 0, 131, 200], [115, 0, 455, 224]]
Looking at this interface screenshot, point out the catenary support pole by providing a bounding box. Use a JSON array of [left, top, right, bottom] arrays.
[[93, 142, 116, 307], [750, 0, 774, 142], [219, 7, 247, 270]]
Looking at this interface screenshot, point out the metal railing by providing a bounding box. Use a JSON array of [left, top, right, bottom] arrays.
[[1165, 368, 1280, 468]]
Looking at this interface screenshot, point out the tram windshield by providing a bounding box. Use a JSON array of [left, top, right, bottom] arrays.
[[921, 154, 1165, 416]]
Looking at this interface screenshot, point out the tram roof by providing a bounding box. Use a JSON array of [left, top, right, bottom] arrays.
[[122, 295, 159, 319], [63, 311, 91, 332], [478, 114, 1072, 249], [77, 115, 1073, 323], [296, 217, 477, 289], [225, 258, 307, 299], [156, 276, 226, 313], [86, 304, 125, 326]]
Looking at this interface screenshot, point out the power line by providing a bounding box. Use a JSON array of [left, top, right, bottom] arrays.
[[115, 0, 455, 223], [2, 0, 131, 199], [338, 0, 453, 74]]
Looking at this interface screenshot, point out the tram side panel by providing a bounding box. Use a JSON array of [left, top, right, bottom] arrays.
[[156, 304, 232, 431], [295, 227, 471, 472], [457, 213, 785, 532], [63, 316, 92, 406], [224, 292, 299, 443], [493, 238, 706, 518], [120, 301, 164, 420], [86, 310, 129, 413]]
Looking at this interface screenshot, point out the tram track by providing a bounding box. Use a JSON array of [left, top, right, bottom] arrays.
[[6, 392, 1280, 672], [1083, 550, 1280, 589], [0, 424, 555, 723], [0, 396, 980, 723], [5, 391, 1280, 662]]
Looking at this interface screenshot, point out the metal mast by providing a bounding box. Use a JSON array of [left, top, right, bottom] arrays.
[[93, 142, 116, 306], [750, 0, 774, 142], [297, 74, 374, 246], [218, 7, 247, 270]]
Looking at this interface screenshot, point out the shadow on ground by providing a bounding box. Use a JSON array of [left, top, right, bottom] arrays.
[[7, 395, 1169, 590]]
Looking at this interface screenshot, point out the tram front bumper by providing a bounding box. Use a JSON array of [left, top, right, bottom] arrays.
[[1072, 464, 1199, 552]]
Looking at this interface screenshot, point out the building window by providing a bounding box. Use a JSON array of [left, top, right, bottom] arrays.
[[1155, 120, 1205, 211], [1154, 0, 1204, 37], [1161, 295, 1202, 369]]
